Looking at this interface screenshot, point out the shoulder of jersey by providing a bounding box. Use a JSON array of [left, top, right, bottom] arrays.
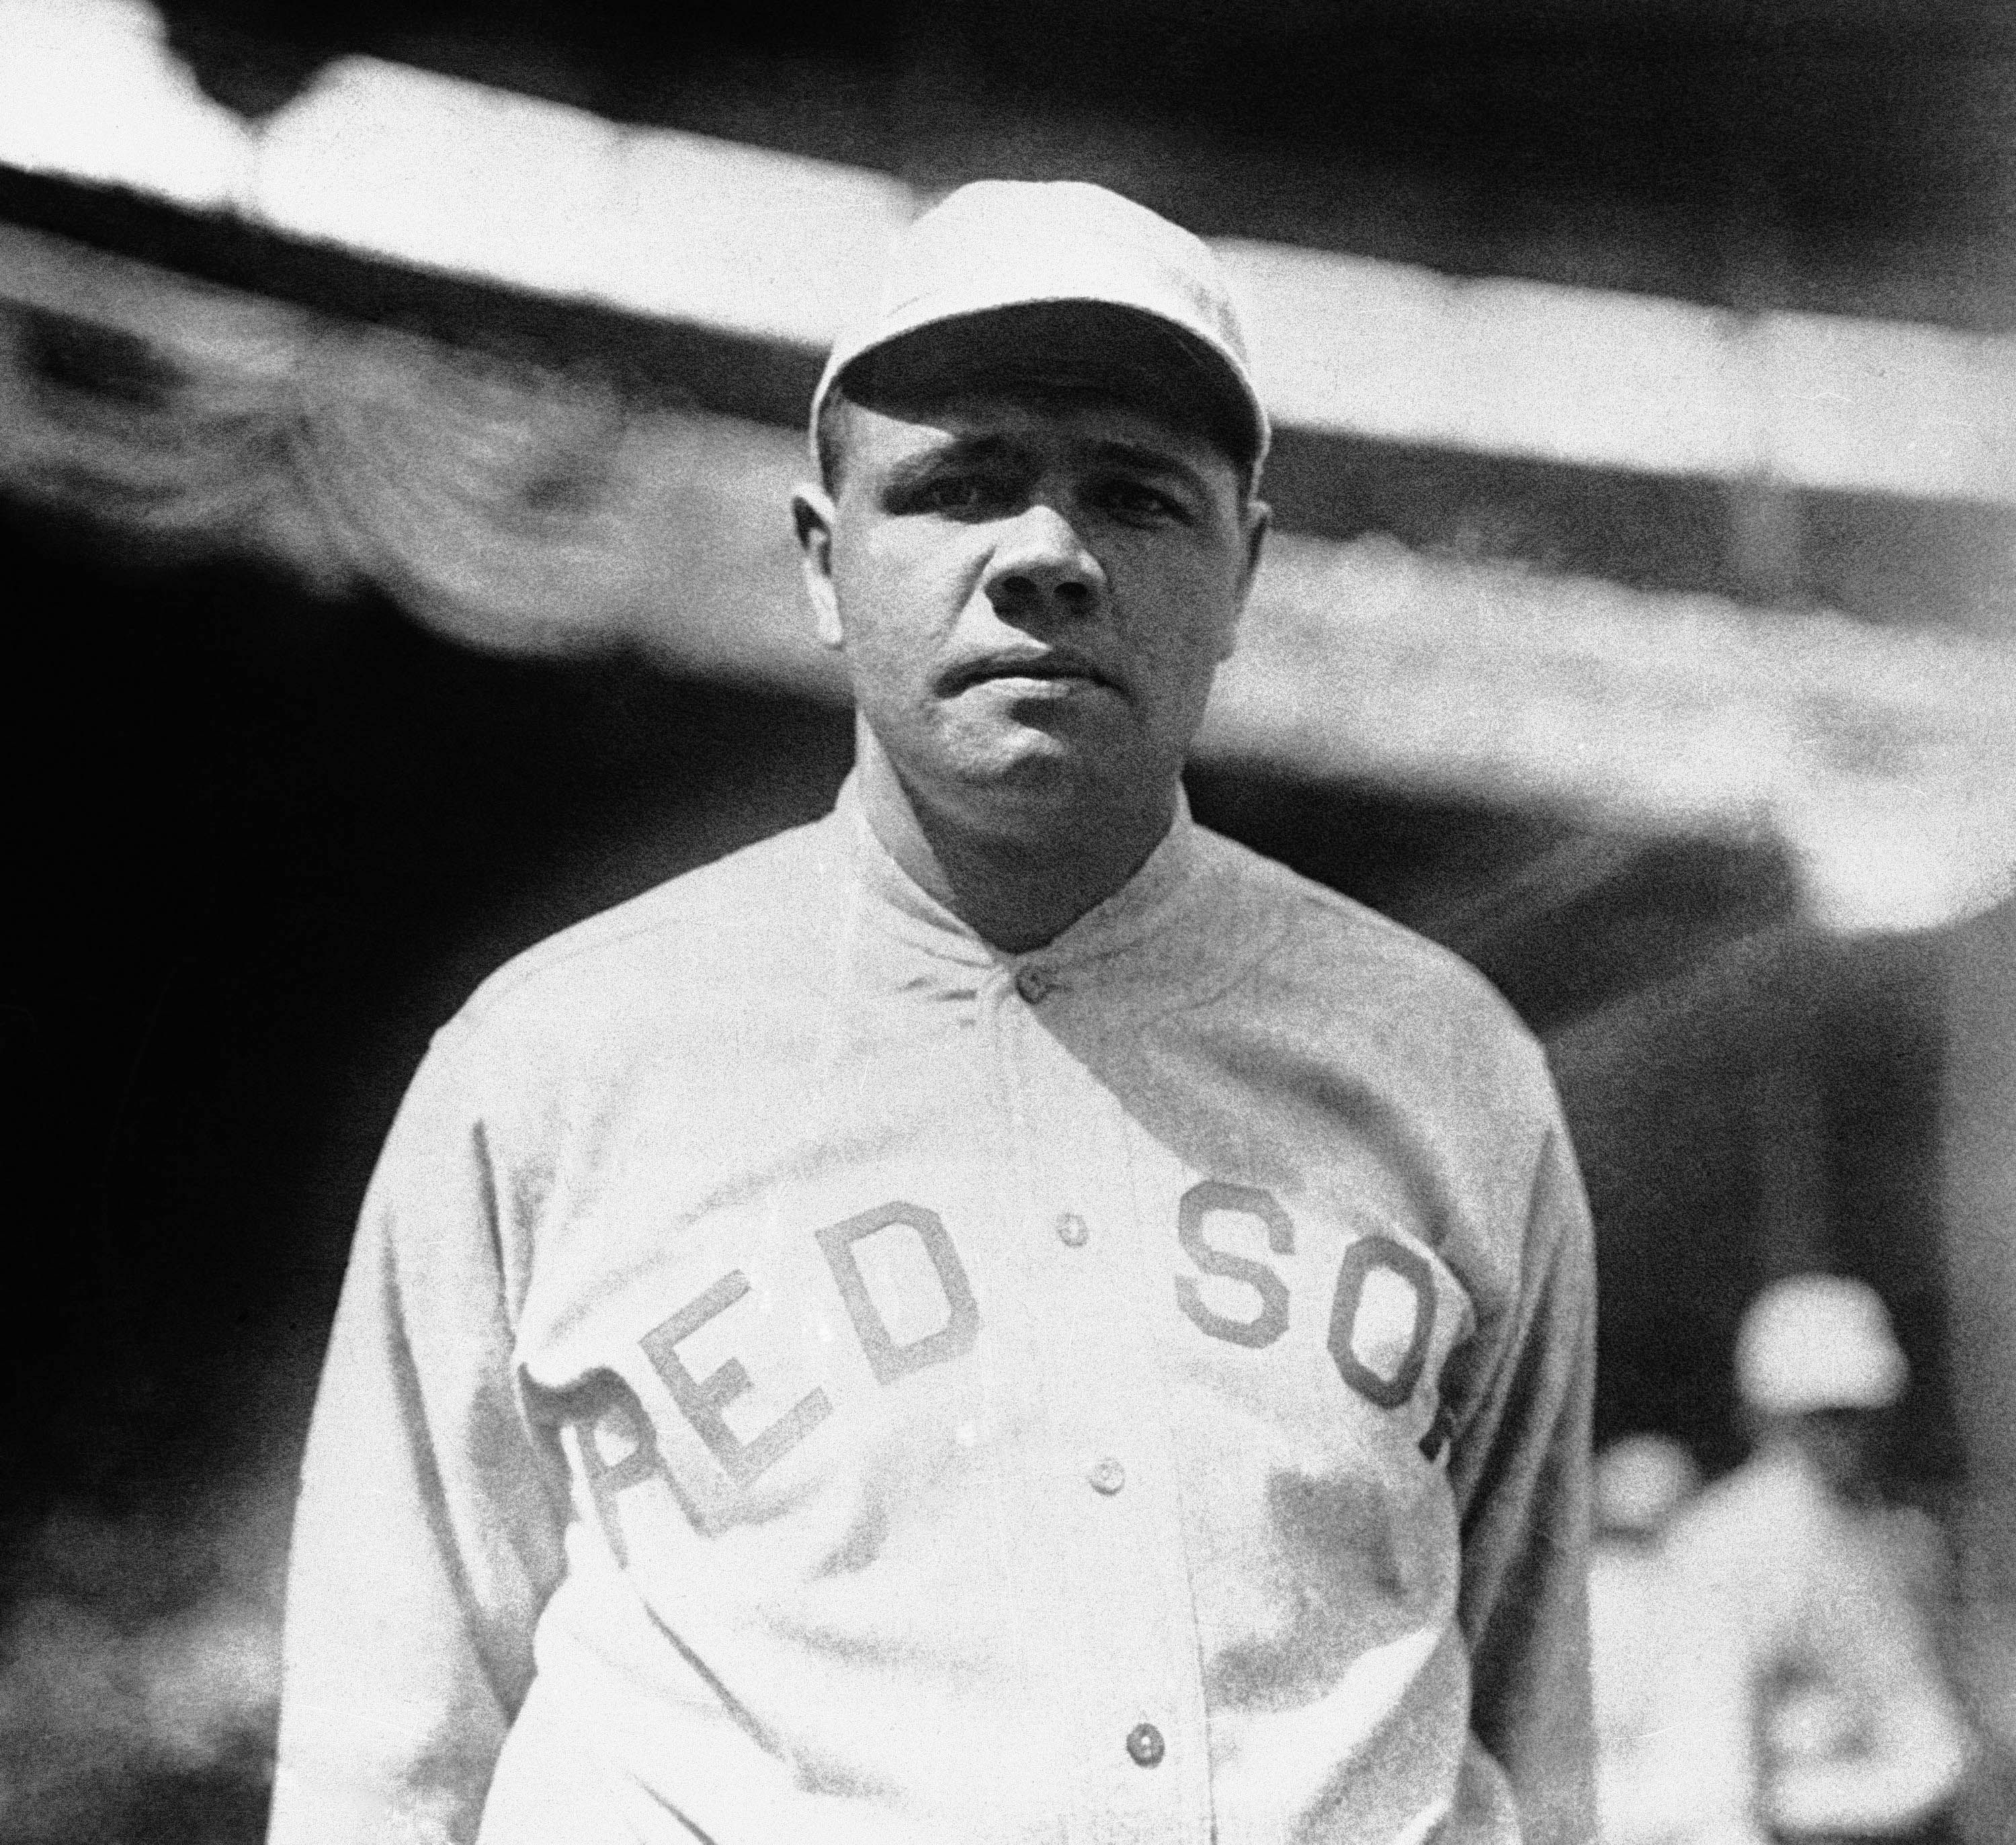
[[1196, 823, 1539, 1050], [437, 813, 839, 1046]]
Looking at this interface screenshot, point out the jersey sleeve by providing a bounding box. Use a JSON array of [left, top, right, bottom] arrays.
[[1447, 1114, 1599, 1845], [267, 1036, 567, 1845]]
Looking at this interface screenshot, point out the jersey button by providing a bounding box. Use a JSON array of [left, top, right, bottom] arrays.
[[1056, 1212, 1089, 1248], [1126, 1722, 1165, 1767], [1013, 965, 1051, 1003], [1088, 1457, 1126, 1496]]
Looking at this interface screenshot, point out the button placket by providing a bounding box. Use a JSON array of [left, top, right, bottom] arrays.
[[991, 981, 1204, 1841]]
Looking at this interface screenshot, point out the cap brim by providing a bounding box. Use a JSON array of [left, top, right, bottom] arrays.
[[818, 299, 1267, 478]]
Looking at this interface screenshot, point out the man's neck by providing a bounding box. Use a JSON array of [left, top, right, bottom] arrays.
[[854, 734, 1178, 953]]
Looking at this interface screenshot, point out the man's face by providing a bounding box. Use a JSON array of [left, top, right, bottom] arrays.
[[795, 390, 1267, 826]]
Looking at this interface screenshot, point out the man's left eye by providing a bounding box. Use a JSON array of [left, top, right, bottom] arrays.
[[1097, 481, 1185, 523]]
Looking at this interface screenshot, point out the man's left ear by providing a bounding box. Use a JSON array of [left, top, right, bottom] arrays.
[[1220, 499, 1271, 660], [1245, 500, 1271, 575], [792, 484, 845, 650]]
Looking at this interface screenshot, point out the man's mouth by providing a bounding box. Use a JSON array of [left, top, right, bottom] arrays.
[[943, 651, 1118, 695]]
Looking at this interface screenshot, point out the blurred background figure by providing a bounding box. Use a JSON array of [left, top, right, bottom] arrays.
[[1667, 1274, 1972, 1844], [1591, 1432, 1765, 1845]]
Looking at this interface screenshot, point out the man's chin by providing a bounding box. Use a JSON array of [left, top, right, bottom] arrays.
[[886, 703, 1170, 815], [915, 734, 1096, 811]]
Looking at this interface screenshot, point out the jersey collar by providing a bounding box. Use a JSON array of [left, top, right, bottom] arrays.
[[833, 769, 1204, 980]]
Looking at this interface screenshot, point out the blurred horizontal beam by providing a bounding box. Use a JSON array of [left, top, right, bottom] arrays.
[[1, 15, 2012, 505], [11, 160, 2011, 633], [1222, 239, 2014, 501], [4, 218, 2013, 936]]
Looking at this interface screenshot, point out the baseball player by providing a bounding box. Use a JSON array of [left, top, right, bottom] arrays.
[[1588, 1434, 1767, 1845], [1665, 1275, 1971, 1843], [268, 179, 1598, 1845]]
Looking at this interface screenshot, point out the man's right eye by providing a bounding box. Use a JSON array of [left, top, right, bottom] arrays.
[[894, 474, 1005, 517]]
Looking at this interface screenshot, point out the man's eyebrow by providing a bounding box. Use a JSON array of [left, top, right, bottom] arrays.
[[880, 433, 1023, 495], [1081, 437, 1211, 495]]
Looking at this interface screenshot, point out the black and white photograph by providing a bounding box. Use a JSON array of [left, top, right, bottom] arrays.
[[2, 2, 2013, 1841]]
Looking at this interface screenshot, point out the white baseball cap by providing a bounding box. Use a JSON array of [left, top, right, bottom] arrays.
[[1735, 1273, 1908, 1416], [810, 179, 1269, 480]]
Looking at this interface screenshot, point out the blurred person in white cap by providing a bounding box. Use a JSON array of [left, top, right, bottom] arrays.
[[1588, 1434, 1770, 1845], [269, 179, 1598, 1845], [1663, 1274, 1971, 1844]]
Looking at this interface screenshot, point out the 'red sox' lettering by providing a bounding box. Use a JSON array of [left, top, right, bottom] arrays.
[[616, 1188, 1437, 1509]]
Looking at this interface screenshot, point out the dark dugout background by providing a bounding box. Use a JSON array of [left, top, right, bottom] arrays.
[[1, 0, 2005, 1836]]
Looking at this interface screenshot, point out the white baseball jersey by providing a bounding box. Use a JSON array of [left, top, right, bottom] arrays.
[[269, 778, 1597, 1845]]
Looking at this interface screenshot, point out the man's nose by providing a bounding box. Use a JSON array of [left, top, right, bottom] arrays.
[[981, 504, 1106, 621]]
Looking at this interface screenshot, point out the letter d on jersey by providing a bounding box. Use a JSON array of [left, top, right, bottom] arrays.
[[818, 1202, 980, 1385]]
